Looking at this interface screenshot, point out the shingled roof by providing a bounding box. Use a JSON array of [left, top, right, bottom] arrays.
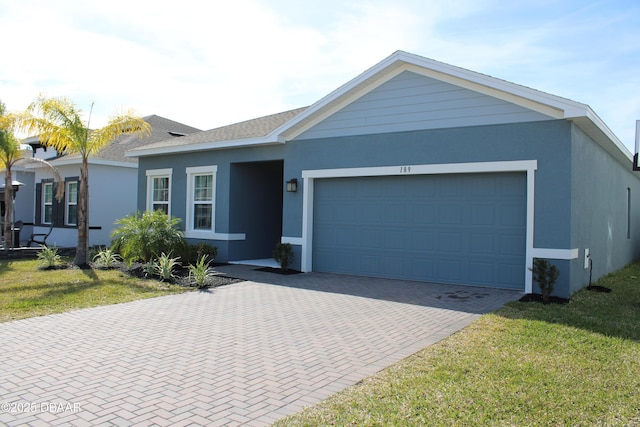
[[126, 107, 308, 156], [50, 115, 201, 165]]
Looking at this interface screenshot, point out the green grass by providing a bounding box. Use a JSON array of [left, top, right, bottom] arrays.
[[0, 258, 188, 323], [275, 263, 640, 426]]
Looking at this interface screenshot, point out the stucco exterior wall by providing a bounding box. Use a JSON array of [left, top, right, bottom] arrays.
[[570, 124, 640, 294]]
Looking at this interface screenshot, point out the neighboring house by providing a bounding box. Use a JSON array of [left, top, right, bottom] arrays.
[[128, 51, 640, 298], [0, 168, 36, 245], [30, 115, 200, 248]]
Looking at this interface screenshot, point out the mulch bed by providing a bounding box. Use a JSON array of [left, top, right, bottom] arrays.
[[103, 261, 243, 289], [519, 285, 612, 304], [255, 266, 302, 275], [586, 285, 612, 293], [518, 293, 570, 304]]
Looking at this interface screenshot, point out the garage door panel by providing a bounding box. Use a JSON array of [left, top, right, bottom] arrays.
[[438, 205, 463, 224], [438, 258, 464, 281], [412, 231, 435, 251], [437, 231, 464, 252], [500, 204, 526, 226], [499, 233, 525, 255], [471, 204, 497, 225], [384, 204, 406, 222], [362, 228, 383, 248], [313, 173, 526, 289], [469, 261, 496, 284], [412, 204, 436, 224], [469, 232, 497, 254]]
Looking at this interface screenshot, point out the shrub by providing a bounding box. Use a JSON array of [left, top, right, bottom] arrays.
[[530, 258, 560, 303], [111, 210, 185, 264], [92, 248, 121, 269], [178, 241, 218, 265], [37, 245, 62, 269], [153, 252, 180, 282], [274, 243, 294, 271], [188, 255, 213, 288]]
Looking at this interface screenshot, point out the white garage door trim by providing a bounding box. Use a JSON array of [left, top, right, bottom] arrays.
[[301, 160, 539, 292]]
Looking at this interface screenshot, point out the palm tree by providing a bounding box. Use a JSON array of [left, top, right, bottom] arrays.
[[0, 101, 63, 250], [18, 96, 151, 265]]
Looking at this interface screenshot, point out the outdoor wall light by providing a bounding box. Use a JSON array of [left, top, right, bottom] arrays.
[[286, 179, 298, 193]]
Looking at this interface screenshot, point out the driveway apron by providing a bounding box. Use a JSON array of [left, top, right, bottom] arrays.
[[0, 266, 521, 426]]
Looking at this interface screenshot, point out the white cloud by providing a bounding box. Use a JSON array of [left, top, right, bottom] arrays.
[[0, 0, 638, 149]]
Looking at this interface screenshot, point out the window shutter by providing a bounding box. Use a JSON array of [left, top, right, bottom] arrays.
[[35, 183, 42, 224], [53, 183, 65, 227]]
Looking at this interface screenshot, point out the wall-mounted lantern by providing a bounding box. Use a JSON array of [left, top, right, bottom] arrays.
[[286, 178, 298, 193]]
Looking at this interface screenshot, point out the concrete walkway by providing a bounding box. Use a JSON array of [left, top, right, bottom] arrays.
[[0, 266, 521, 426]]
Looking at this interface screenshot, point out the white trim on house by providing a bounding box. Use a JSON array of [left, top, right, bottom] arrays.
[[47, 158, 138, 168], [146, 168, 173, 216], [281, 236, 304, 245], [42, 181, 54, 225], [531, 248, 580, 260], [298, 160, 539, 293], [126, 137, 283, 157], [65, 180, 78, 226]]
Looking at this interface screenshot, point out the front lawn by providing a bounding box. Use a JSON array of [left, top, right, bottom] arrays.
[[275, 263, 640, 426], [0, 258, 189, 323]]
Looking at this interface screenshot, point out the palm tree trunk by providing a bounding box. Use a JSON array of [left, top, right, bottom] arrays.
[[3, 168, 13, 252], [74, 157, 89, 265]]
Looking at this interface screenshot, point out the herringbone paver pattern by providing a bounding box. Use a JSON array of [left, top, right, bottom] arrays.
[[0, 267, 521, 426]]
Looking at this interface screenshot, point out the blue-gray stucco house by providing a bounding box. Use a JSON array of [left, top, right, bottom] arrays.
[[127, 51, 640, 298]]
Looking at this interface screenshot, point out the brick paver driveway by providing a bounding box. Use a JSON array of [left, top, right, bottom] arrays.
[[0, 265, 521, 426]]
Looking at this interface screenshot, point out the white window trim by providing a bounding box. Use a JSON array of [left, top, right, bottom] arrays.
[[146, 168, 172, 216], [65, 180, 78, 226], [184, 165, 245, 241], [42, 182, 53, 225]]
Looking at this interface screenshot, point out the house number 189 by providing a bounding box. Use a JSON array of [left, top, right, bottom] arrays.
[[400, 166, 412, 173]]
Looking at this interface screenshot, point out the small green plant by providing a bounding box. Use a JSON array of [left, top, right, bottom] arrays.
[[37, 245, 63, 269], [111, 210, 185, 264], [188, 255, 213, 288], [274, 243, 294, 271], [153, 252, 180, 281], [530, 258, 560, 303], [143, 260, 155, 277], [92, 248, 122, 269]]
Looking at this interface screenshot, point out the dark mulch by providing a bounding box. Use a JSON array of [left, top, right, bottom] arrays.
[[519, 293, 570, 305], [255, 266, 302, 275], [96, 261, 243, 289], [587, 285, 612, 293]]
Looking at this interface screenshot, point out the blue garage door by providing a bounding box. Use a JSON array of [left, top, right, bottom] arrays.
[[312, 173, 526, 289]]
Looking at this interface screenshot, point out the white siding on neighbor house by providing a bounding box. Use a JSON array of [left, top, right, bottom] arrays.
[[34, 163, 137, 248], [0, 169, 36, 244], [296, 71, 551, 140]]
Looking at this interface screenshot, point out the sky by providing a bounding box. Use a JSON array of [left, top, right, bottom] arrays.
[[1, 0, 639, 152]]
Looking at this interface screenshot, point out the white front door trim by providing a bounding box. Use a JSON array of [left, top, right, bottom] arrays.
[[301, 160, 539, 292]]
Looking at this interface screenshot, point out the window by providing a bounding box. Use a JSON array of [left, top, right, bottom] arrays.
[[43, 182, 53, 224], [186, 165, 217, 236], [66, 181, 78, 225], [146, 169, 172, 215]]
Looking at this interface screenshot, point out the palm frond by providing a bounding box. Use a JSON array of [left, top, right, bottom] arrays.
[[88, 111, 151, 156], [20, 95, 86, 154], [15, 156, 65, 201], [0, 126, 26, 171]]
